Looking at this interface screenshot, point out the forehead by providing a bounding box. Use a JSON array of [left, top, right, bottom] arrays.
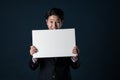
[[48, 15, 61, 21]]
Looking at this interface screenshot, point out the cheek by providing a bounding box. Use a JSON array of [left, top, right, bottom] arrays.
[[58, 23, 62, 28], [47, 22, 51, 27]]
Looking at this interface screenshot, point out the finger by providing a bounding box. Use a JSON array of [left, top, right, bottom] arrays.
[[30, 46, 37, 49], [72, 50, 77, 54], [73, 49, 76, 53], [74, 48, 80, 53], [73, 47, 77, 51], [30, 45, 34, 49], [34, 49, 38, 53], [30, 49, 37, 54], [73, 46, 77, 50], [31, 47, 38, 51], [32, 47, 36, 50], [74, 45, 78, 49], [33, 48, 38, 51], [73, 48, 78, 52]]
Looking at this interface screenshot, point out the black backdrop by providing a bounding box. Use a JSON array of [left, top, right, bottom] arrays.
[[0, 0, 119, 80]]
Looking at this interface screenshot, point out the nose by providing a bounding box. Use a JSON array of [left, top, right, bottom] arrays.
[[52, 22, 57, 29]]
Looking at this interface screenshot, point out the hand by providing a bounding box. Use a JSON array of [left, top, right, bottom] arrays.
[[72, 46, 80, 60], [30, 45, 38, 56]]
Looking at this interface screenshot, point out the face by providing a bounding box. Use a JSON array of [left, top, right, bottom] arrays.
[[46, 15, 63, 30]]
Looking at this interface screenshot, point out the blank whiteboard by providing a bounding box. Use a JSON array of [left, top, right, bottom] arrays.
[[32, 28, 76, 58]]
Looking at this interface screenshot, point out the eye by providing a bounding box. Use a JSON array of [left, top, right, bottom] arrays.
[[50, 21, 53, 23]]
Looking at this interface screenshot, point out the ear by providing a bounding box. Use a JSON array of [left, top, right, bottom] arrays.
[[46, 19, 48, 23]]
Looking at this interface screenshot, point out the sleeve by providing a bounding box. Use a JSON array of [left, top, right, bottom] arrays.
[[29, 56, 40, 70], [70, 56, 80, 69], [71, 57, 78, 62]]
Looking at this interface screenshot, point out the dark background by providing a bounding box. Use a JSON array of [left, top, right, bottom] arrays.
[[0, 0, 119, 80]]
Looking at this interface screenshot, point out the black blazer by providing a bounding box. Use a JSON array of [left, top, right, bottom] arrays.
[[29, 57, 80, 80]]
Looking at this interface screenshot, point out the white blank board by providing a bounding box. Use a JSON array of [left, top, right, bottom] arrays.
[[32, 28, 76, 58]]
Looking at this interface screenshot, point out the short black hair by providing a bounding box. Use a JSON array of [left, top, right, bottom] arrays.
[[45, 8, 64, 22]]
